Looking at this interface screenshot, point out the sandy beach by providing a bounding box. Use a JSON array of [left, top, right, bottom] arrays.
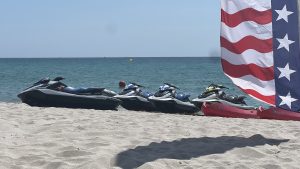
[[0, 102, 299, 169]]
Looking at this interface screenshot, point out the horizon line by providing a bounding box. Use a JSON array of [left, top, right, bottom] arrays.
[[0, 56, 220, 59]]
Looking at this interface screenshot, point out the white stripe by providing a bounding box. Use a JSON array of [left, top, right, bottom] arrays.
[[221, 0, 271, 14], [221, 48, 274, 67], [225, 74, 275, 96], [221, 22, 272, 42]]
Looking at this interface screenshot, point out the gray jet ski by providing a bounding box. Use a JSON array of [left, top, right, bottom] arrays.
[[18, 77, 121, 110], [192, 84, 247, 108], [148, 83, 199, 114], [114, 83, 156, 111]]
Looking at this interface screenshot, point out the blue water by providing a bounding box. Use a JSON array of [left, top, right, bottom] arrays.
[[0, 57, 263, 106]]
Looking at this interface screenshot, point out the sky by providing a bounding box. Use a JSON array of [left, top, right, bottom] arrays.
[[0, 1, 220, 58]]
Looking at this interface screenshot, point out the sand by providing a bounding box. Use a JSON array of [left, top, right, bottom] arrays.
[[0, 102, 299, 169]]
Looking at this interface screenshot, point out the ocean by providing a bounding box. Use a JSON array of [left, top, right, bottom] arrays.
[[0, 57, 263, 106]]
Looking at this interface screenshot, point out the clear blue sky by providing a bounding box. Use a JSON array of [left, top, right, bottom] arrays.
[[0, 1, 220, 58]]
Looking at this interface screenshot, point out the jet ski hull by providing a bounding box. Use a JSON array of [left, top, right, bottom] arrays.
[[201, 102, 259, 119], [191, 98, 206, 108], [258, 107, 300, 121], [114, 95, 156, 111], [18, 89, 121, 110], [149, 97, 199, 114]]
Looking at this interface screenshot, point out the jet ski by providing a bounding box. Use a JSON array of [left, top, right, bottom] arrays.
[[192, 84, 247, 108], [192, 84, 260, 119], [114, 83, 156, 111], [18, 77, 121, 110], [257, 107, 300, 121], [201, 102, 260, 119], [148, 83, 199, 114]]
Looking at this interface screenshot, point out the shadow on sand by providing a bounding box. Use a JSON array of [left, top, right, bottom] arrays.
[[114, 134, 288, 169]]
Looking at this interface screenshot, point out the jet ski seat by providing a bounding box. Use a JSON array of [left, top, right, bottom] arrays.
[[63, 87, 104, 95], [175, 93, 190, 102], [219, 93, 246, 105], [139, 91, 153, 98]]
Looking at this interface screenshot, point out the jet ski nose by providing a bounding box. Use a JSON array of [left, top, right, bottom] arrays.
[[17, 93, 22, 99]]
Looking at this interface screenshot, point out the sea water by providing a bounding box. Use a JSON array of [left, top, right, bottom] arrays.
[[0, 57, 263, 106]]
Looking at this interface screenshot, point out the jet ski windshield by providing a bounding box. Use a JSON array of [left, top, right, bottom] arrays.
[[125, 83, 138, 90], [163, 83, 179, 89], [199, 84, 228, 97], [53, 76, 65, 81], [128, 82, 144, 88], [33, 77, 50, 86], [159, 84, 175, 92], [159, 84, 170, 91], [205, 84, 228, 91]]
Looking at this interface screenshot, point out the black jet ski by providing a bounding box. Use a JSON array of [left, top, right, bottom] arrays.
[[148, 83, 199, 114], [114, 83, 156, 111], [191, 84, 247, 108], [18, 77, 121, 110]]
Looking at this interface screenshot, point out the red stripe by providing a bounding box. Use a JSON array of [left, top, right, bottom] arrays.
[[239, 87, 275, 105], [221, 8, 272, 27], [221, 59, 274, 81], [221, 36, 273, 54]]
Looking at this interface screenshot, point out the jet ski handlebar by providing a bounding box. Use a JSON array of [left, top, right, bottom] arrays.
[[208, 84, 228, 89], [129, 82, 145, 88], [164, 83, 180, 90], [53, 77, 65, 81]]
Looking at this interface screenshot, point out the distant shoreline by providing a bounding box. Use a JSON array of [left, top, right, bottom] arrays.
[[0, 56, 220, 59]]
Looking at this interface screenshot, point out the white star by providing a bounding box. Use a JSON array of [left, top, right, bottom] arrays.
[[278, 63, 296, 81], [279, 92, 297, 109], [277, 34, 294, 51], [275, 5, 293, 22]]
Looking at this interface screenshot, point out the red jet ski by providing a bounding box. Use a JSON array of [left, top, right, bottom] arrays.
[[202, 101, 300, 121], [258, 107, 300, 121], [201, 101, 261, 119]]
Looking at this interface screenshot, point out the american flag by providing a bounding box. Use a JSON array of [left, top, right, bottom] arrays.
[[221, 0, 300, 112]]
